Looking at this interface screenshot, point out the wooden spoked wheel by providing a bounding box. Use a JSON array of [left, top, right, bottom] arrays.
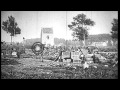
[[31, 42, 44, 55]]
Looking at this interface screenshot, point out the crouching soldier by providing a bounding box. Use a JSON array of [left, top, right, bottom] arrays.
[[80, 54, 90, 69], [91, 53, 100, 63]]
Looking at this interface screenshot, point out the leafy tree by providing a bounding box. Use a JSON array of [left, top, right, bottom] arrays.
[[68, 13, 95, 46], [111, 18, 118, 39], [2, 16, 21, 45]]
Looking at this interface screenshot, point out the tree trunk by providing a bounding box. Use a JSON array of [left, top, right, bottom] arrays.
[[11, 36, 12, 45], [82, 40, 85, 47], [82, 20, 85, 47], [84, 33, 85, 47]]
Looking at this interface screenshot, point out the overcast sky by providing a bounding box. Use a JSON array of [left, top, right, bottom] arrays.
[[1, 11, 118, 42]]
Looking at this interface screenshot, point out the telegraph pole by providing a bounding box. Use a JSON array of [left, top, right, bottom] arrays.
[[36, 11, 38, 38], [41, 28, 42, 44], [66, 11, 67, 49]]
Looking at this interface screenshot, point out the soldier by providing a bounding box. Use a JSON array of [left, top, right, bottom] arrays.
[[59, 47, 63, 62], [54, 46, 63, 62], [92, 53, 100, 63], [87, 47, 92, 54], [17, 51, 20, 58]]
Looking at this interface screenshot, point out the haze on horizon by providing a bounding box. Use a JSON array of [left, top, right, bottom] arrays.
[[1, 11, 118, 43]]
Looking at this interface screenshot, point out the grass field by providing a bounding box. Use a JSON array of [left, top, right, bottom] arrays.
[[1, 57, 118, 79]]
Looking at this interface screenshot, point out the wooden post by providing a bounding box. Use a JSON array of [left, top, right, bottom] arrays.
[[66, 11, 67, 50], [41, 28, 43, 62], [41, 28, 42, 44], [84, 31, 85, 47]]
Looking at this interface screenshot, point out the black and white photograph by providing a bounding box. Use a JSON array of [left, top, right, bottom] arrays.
[[1, 11, 118, 79]]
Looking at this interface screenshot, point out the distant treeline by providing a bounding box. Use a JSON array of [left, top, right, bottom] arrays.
[[23, 34, 114, 47], [2, 34, 117, 49]]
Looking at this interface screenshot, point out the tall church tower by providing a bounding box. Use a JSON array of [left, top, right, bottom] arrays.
[[41, 28, 54, 46]]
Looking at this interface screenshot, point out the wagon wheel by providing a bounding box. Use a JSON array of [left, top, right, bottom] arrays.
[[31, 42, 44, 56]]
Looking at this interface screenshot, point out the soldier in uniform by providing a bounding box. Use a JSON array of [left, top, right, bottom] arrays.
[[58, 46, 63, 62]]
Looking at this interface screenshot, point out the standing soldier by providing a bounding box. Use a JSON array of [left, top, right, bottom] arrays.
[[59, 46, 63, 62], [17, 43, 21, 58], [54, 46, 63, 62]]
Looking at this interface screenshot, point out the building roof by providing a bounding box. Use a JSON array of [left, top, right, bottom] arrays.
[[42, 28, 53, 34]]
